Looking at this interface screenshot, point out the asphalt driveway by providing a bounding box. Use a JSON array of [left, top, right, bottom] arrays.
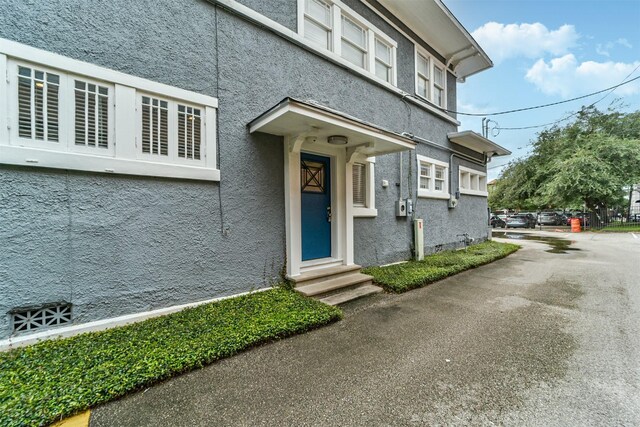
[[91, 231, 640, 426]]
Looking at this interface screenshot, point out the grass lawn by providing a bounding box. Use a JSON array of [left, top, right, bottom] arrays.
[[593, 224, 640, 232], [0, 288, 342, 427], [363, 240, 519, 293]]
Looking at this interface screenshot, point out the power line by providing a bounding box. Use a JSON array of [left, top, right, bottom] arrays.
[[433, 74, 640, 117], [497, 63, 640, 131]]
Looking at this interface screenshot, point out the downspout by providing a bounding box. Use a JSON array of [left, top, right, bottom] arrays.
[[399, 151, 403, 201]]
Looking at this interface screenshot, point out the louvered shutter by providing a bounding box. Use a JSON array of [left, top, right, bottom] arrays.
[[178, 105, 202, 160], [17, 65, 59, 142], [74, 80, 109, 148], [141, 96, 168, 156], [353, 163, 366, 207]]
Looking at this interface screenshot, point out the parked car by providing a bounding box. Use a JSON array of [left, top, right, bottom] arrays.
[[506, 214, 537, 228], [538, 212, 563, 226], [628, 214, 640, 223], [490, 215, 506, 228]]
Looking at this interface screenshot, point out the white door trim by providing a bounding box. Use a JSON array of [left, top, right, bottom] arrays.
[[284, 137, 351, 277]]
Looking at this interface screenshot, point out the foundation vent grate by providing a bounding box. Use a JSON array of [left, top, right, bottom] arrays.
[[11, 303, 72, 333]]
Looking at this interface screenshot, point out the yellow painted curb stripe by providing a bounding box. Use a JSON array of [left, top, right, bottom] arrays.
[[50, 410, 90, 427]]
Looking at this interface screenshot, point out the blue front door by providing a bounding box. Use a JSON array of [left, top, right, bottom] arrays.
[[301, 153, 331, 261]]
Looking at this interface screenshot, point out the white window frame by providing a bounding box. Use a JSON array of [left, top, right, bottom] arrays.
[[459, 165, 488, 197], [417, 154, 449, 199], [302, 0, 333, 50], [298, 0, 397, 86], [0, 38, 219, 182], [351, 155, 377, 217], [414, 46, 447, 109], [69, 75, 115, 157]]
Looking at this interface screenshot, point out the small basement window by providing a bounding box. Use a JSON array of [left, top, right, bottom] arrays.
[[10, 302, 72, 333]]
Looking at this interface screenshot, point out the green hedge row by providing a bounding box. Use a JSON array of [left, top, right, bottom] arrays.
[[0, 289, 342, 427], [363, 241, 519, 293]]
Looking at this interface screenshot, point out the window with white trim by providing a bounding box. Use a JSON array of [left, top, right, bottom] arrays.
[[415, 49, 447, 108], [351, 157, 377, 217], [417, 154, 449, 199], [374, 38, 392, 82], [17, 65, 60, 144], [352, 162, 366, 206], [459, 166, 488, 196], [341, 15, 366, 68], [73, 79, 111, 153], [304, 0, 332, 50], [416, 54, 429, 100], [299, 0, 397, 85], [1, 38, 219, 181]]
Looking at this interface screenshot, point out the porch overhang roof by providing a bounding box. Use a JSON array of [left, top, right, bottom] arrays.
[[249, 98, 416, 156], [377, 0, 492, 80], [448, 130, 511, 157]]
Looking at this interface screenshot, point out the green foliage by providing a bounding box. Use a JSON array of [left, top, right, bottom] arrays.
[[363, 241, 519, 293], [0, 289, 342, 427], [492, 106, 640, 211], [596, 224, 640, 232]]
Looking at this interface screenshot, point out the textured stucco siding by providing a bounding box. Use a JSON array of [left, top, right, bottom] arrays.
[[0, 0, 218, 97], [1, 0, 486, 339], [0, 0, 284, 339], [234, 0, 298, 31]]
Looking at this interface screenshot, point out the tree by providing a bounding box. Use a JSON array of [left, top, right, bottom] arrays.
[[493, 106, 640, 212]]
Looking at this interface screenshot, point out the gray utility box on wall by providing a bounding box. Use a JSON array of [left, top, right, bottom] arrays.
[[395, 199, 407, 217]]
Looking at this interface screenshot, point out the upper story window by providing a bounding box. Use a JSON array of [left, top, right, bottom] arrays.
[[299, 0, 397, 85], [417, 154, 449, 199], [415, 48, 447, 108], [1, 38, 219, 181], [304, 0, 332, 50], [459, 166, 488, 197], [341, 15, 366, 68]]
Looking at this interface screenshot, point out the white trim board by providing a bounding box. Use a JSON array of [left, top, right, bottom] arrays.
[[0, 287, 272, 351]]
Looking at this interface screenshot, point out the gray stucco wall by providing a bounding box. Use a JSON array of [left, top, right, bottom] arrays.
[[0, 0, 218, 97], [0, 0, 285, 339], [0, 0, 487, 339]]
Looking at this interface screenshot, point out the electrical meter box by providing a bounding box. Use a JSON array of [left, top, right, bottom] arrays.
[[406, 198, 413, 215], [395, 199, 407, 217]]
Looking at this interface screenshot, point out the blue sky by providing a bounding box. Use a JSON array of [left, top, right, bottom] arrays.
[[443, 0, 640, 179]]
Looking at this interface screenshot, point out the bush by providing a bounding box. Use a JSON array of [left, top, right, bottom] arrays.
[[363, 241, 519, 293], [0, 289, 342, 427]]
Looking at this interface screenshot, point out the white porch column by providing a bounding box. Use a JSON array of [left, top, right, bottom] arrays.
[[284, 135, 304, 277], [345, 158, 355, 266]]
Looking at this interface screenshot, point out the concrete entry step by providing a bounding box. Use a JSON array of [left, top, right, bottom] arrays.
[[289, 264, 362, 287], [319, 284, 383, 306], [295, 272, 374, 297]]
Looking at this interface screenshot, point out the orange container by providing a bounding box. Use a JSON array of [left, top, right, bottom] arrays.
[[570, 218, 581, 232]]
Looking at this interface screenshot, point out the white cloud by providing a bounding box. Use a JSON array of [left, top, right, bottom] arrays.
[[617, 38, 633, 49], [471, 22, 579, 64], [596, 38, 633, 57], [525, 54, 640, 98]]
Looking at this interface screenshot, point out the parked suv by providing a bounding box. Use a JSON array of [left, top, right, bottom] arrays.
[[490, 215, 506, 228], [506, 213, 537, 229], [538, 212, 562, 226]]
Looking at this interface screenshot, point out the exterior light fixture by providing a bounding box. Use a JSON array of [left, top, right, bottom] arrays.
[[327, 135, 348, 145]]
